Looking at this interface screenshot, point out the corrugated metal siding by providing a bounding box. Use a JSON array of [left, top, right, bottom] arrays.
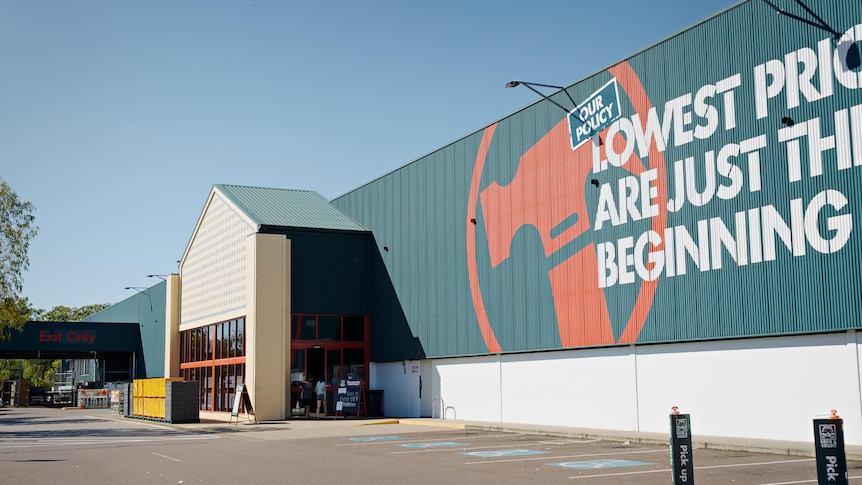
[[334, 0, 862, 358], [85, 282, 166, 377]]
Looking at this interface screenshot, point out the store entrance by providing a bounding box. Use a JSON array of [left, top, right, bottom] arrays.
[[307, 348, 324, 382], [289, 314, 369, 417]]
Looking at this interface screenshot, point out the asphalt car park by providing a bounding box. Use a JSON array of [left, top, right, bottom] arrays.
[[324, 429, 846, 484], [2, 406, 860, 484]]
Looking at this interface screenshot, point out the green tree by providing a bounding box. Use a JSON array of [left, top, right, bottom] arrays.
[[33, 303, 110, 322], [0, 179, 38, 340], [0, 358, 58, 388]]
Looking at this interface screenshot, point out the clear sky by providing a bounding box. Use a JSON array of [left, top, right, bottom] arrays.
[[1, 0, 739, 311]]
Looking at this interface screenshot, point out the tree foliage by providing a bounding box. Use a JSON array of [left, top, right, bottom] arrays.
[[32, 303, 111, 322], [0, 180, 114, 387], [0, 359, 58, 388], [0, 179, 38, 339]]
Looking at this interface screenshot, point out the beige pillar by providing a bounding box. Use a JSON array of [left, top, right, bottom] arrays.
[[163, 274, 182, 378], [245, 233, 291, 421]]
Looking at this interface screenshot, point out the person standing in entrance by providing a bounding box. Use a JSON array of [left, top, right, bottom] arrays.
[[315, 376, 326, 418], [301, 375, 315, 418]]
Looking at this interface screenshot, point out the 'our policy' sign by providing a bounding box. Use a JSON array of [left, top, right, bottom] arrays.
[[568, 78, 621, 150]]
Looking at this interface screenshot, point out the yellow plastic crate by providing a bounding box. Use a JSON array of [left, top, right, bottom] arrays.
[[142, 379, 156, 398], [131, 378, 183, 418], [155, 397, 166, 419], [133, 377, 184, 398]]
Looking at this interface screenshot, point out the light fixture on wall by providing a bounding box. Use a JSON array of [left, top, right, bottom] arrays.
[[760, 0, 841, 38], [147, 274, 167, 280], [505, 80, 577, 115], [124, 286, 153, 312], [383, 246, 389, 252]]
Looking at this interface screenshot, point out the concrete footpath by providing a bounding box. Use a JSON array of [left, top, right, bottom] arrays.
[[110, 411, 862, 461]]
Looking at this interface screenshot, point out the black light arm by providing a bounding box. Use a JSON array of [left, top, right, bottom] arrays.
[[505, 80, 576, 114], [761, 0, 840, 37], [124, 286, 153, 312]]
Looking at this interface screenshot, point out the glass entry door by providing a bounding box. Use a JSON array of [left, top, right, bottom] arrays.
[[289, 314, 369, 414]]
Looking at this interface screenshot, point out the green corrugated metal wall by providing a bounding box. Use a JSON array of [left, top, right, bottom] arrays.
[[84, 282, 165, 377], [333, 0, 862, 359]]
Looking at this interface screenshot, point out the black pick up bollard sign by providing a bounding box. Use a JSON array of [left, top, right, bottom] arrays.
[[814, 410, 848, 485], [670, 407, 694, 484]]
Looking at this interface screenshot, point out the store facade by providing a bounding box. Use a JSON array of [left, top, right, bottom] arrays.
[[153, 0, 862, 446], [163, 185, 371, 421]]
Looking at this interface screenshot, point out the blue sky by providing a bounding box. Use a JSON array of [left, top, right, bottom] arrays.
[[1, 0, 739, 311]]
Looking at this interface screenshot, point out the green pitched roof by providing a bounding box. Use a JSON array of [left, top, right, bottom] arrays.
[[215, 184, 367, 232]]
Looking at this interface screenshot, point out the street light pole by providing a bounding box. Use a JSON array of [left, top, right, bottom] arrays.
[[124, 286, 153, 312]]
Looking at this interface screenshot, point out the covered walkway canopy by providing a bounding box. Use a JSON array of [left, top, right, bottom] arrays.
[[0, 321, 146, 385], [0, 321, 143, 360]]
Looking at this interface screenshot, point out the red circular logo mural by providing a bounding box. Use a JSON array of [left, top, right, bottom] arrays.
[[467, 61, 669, 352]]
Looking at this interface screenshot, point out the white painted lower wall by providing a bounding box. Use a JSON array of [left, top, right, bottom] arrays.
[[369, 359, 422, 418], [371, 331, 862, 446]]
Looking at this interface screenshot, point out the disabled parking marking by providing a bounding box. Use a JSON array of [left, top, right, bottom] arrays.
[[396, 441, 470, 449], [342, 436, 405, 442], [549, 458, 655, 469], [461, 449, 549, 458]]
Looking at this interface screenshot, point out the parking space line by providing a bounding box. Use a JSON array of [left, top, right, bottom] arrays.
[[567, 458, 814, 480], [465, 448, 667, 465], [341, 436, 405, 442], [551, 458, 656, 469], [392, 439, 599, 454], [462, 449, 550, 458], [393, 445, 483, 454], [152, 452, 180, 462], [337, 433, 519, 446], [0, 435, 220, 450], [759, 476, 862, 485], [534, 439, 599, 445], [568, 467, 668, 479], [395, 442, 470, 449]]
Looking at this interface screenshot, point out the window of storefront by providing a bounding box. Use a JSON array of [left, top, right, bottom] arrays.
[[180, 317, 246, 412]]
